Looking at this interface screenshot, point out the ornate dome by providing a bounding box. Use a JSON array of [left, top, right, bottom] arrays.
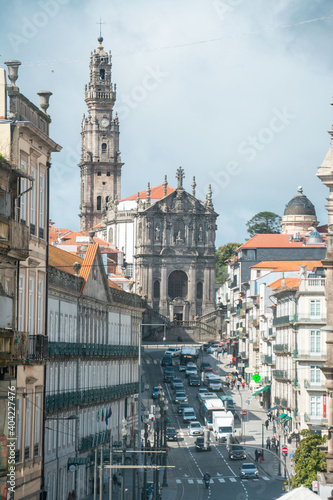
[[284, 187, 316, 217]]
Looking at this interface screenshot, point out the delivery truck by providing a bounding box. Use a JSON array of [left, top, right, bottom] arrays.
[[212, 410, 234, 442]]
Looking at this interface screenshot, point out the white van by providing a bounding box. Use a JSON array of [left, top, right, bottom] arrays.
[[183, 407, 196, 423]]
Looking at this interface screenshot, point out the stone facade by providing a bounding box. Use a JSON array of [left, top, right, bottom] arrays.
[[134, 168, 217, 320], [79, 37, 123, 231]]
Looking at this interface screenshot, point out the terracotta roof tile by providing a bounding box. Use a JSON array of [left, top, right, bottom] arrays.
[[268, 277, 300, 289], [49, 246, 84, 276], [79, 244, 98, 285], [120, 184, 175, 202], [251, 261, 323, 272], [238, 233, 326, 249]]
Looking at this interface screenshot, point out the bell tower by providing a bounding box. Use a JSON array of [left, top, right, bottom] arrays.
[[79, 36, 123, 231]]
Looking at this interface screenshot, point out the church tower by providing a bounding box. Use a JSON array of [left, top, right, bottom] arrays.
[[79, 36, 123, 231]]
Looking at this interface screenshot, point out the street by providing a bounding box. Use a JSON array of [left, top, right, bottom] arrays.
[[141, 346, 286, 500]]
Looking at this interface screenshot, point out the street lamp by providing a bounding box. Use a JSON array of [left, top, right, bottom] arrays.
[[153, 406, 161, 500], [157, 388, 168, 488], [142, 411, 149, 500], [121, 418, 128, 500]]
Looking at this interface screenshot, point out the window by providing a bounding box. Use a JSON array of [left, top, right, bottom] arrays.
[[310, 331, 321, 354], [20, 177, 27, 223], [18, 274, 25, 331], [34, 394, 41, 457], [39, 172, 45, 238], [196, 282, 203, 300], [100, 68, 105, 80], [168, 271, 188, 299], [107, 172, 111, 177], [256, 270, 261, 278], [97, 172, 101, 177], [37, 279, 44, 335], [28, 277, 35, 335], [247, 250, 256, 260], [310, 300, 321, 318], [102, 143, 107, 153], [97, 196, 101, 211], [30, 167, 36, 234], [15, 397, 21, 462], [310, 396, 322, 417], [105, 196, 109, 209], [25, 393, 32, 459], [153, 281, 160, 299], [310, 365, 321, 385]]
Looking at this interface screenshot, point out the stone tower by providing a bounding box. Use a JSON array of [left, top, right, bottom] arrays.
[[79, 36, 123, 231]]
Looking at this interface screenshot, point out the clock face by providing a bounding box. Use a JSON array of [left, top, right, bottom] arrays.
[[100, 118, 109, 128]]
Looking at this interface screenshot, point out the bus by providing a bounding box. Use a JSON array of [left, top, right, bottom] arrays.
[[199, 397, 225, 429], [179, 346, 198, 371]]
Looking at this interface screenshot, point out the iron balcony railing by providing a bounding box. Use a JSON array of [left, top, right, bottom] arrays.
[[304, 380, 326, 390], [48, 342, 141, 358], [304, 413, 327, 424], [273, 316, 291, 326], [45, 382, 139, 413], [273, 370, 290, 380], [295, 351, 326, 361], [274, 397, 281, 406], [29, 335, 48, 360], [294, 314, 326, 323], [281, 398, 289, 408], [261, 354, 273, 365], [273, 343, 289, 354]]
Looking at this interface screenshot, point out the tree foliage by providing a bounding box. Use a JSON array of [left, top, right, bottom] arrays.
[[215, 243, 240, 284], [291, 430, 327, 489], [246, 211, 282, 238]]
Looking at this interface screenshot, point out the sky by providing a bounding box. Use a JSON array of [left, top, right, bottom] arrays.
[[1, 0, 333, 246]]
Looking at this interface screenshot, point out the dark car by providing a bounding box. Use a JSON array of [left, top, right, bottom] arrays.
[[177, 402, 190, 415], [195, 437, 211, 452], [229, 445, 246, 460], [200, 362, 211, 372], [188, 375, 201, 387], [161, 355, 173, 367], [171, 378, 182, 389], [172, 382, 185, 393], [164, 372, 174, 383], [166, 427, 178, 441]]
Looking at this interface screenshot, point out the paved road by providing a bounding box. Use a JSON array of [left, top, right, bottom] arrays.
[[142, 348, 285, 500]]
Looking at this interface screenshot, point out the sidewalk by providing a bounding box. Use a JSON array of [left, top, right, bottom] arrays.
[[211, 353, 296, 485]]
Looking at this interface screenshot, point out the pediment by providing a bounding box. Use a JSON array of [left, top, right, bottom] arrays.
[[145, 190, 210, 215]]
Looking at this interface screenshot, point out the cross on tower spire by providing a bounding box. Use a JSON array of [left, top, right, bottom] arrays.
[[96, 18, 105, 40]]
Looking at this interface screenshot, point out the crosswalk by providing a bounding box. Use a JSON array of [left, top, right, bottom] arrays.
[[174, 476, 270, 484]]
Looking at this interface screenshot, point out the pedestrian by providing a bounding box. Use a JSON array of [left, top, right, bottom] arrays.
[[112, 473, 118, 490], [265, 419, 269, 430], [271, 437, 275, 450], [266, 437, 271, 449], [275, 439, 279, 454], [255, 449, 259, 462], [266, 411, 271, 421], [117, 473, 122, 489], [237, 381, 240, 391], [259, 452, 263, 464], [241, 379, 245, 389]]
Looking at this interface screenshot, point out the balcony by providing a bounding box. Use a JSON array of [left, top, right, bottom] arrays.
[[48, 342, 141, 358], [239, 351, 248, 359], [79, 429, 111, 453], [273, 370, 290, 381], [296, 351, 326, 362], [273, 344, 289, 355], [262, 376, 271, 385], [304, 380, 326, 391], [304, 413, 328, 424], [273, 316, 291, 326], [281, 398, 289, 408], [29, 335, 48, 361], [45, 382, 139, 412], [261, 354, 273, 365], [274, 397, 281, 406], [294, 314, 326, 324]]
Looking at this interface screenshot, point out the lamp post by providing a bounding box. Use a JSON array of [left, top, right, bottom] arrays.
[[261, 423, 264, 459], [121, 418, 128, 500], [142, 411, 149, 500], [157, 387, 168, 488], [153, 406, 161, 500]]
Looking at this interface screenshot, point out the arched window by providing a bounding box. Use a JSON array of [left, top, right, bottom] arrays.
[[197, 282, 203, 300], [102, 143, 107, 154], [168, 271, 188, 299], [105, 196, 109, 210], [97, 196, 101, 211], [100, 69, 105, 81], [153, 281, 160, 299]]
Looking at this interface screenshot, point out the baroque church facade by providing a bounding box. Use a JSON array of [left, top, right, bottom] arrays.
[[79, 38, 218, 321]]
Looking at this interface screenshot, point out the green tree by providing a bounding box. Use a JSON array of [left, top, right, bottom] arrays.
[[291, 430, 327, 489], [246, 211, 281, 238], [215, 242, 240, 284]]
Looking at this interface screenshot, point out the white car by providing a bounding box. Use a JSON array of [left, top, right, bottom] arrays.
[[185, 365, 198, 378], [164, 347, 181, 357], [189, 421, 203, 436]]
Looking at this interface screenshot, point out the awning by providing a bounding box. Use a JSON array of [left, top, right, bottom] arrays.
[[252, 385, 270, 397], [278, 413, 287, 420], [281, 416, 291, 421], [267, 405, 278, 412]]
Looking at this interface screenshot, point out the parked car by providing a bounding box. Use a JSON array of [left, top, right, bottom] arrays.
[[164, 347, 181, 357], [229, 445, 246, 460], [189, 421, 203, 436], [174, 391, 188, 404], [166, 427, 178, 441], [240, 463, 259, 479], [195, 436, 211, 452], [161, 355, 173, 367], [188, 375, 201, 387], [177, 402, 190, 415], [183, 407, 196, 423]]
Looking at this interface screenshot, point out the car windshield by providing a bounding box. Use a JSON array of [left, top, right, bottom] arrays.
[[167, 427, 176, 433], [242, 464, 256, 470], [232, 446, 244, 451], [196, 438, 204, 444], [191, 422, 201, 428]]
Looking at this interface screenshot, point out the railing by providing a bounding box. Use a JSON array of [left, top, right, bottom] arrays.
[[273, 370, 290, 380], [306, 279, 325, 287], [281, 398, 289, 408], [262, 376, 271, 385], [304, 380, 326, 390], [273, 316, 291, 326], [273, 344, 289, 354], [29, 335, 48, 360], [45, 382, 139, 413], [169, 320, 216, 335], [296, 351, 326, 361], [275, 397, 281, 406], [294, 314, 326, 323], [304, 413, 327, 424], [48, 342, 140, 358], [261, 355, 273, 365], [79, 429, 111, 453], [12, 331, 29, 361]]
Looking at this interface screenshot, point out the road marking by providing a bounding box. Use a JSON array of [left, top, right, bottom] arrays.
[[218, 478, 225, 483], [188, 480, 194, 484], [176, 479, 181, 484], [262, 476, 270, 481], [229, 477, 237, 482], [197, 479, 203, 484]]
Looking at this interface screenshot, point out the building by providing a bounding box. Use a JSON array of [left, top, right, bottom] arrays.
[[79, 36, 123, 231], [0, 60, 61, 499], [45, 243, 143, 499], [281, 186, 319, 234]]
